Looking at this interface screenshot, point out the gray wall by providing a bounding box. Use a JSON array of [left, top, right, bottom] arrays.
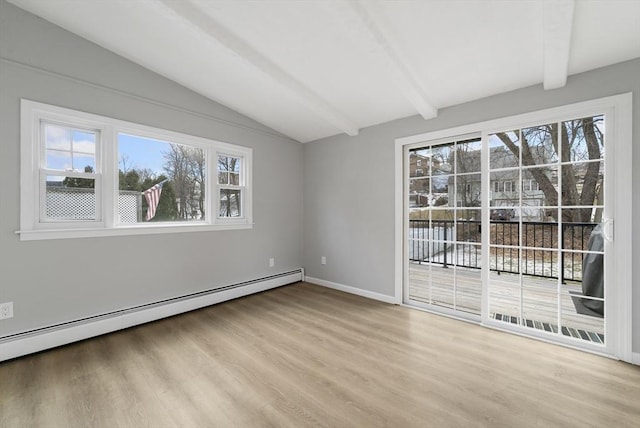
[[304, 58, 640, 352], [1, 0, 638, 354], [0, 1, 303, 336]]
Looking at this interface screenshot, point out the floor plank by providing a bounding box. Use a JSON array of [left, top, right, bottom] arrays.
[[1, 282, 638, 427]]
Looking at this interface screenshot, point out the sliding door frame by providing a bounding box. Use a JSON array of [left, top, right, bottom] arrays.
[[402, 133, 483, 323], [394, 93, 633, 362]]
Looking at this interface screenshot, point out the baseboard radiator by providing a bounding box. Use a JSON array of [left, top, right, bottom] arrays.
[[0, 269, 304, 362]]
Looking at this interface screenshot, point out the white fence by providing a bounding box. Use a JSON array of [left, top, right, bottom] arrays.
[[45, 187, 141, 222], [408, 225, 452, 261]]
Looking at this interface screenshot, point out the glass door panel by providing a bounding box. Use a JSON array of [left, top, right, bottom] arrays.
[[407, 138, 482, 318], [487, 115, 606, 347]]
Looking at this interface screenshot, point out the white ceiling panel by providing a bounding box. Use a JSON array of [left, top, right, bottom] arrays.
[[7, 0, 640, 143], [191, 0, 422, 126], [569, 0, 640, 74], [378, 0, 545, 107]]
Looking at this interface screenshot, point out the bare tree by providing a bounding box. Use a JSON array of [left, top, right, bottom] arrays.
[[163, 145, 192, 220], [119, 154, 131, 175], [495, 116, 603, 222], [188, 149, 205, 218], [137, 168, 156, 185], [163, 145, 205, 220]]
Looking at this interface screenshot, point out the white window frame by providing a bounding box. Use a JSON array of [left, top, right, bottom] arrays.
[[395, 93, 633, 363], [19, 100, 253, 240], [504, 180, 513, 193], [215, 150, 252, 223], [37, 120, 105, 227], [522, 179, 540, 192]]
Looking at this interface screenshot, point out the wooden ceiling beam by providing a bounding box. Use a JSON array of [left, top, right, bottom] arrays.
[[543, 0, 575, 90], [346, 0, 438, 120], [156, 0, 360, 137]]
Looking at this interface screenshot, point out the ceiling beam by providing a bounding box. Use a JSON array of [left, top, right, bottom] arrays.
[[346, 0, 438, 120], [543, 0, 575, 90], [155, 0, 360, 137]]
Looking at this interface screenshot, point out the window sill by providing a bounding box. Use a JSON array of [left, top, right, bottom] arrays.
[[16, 222, 253, 241]]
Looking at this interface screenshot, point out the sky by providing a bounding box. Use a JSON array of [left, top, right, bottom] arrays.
[[45, 123, 96, 171], [45, 126, 170, 177], [118, 133, 170, 176]]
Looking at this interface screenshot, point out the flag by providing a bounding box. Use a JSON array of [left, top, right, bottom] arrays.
[[142, 180, 167, 221]]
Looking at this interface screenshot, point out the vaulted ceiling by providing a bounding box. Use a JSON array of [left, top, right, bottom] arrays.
[[7, 0, 640, 142]]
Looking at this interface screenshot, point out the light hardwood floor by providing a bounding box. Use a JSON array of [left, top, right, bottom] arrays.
[[1, 282, 639, 427]]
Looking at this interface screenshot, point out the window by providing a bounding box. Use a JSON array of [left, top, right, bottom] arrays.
[[522, 179, 540, 191], [118, 133, 207, 223], [42, 122, 100, 222], [217, 155, 243, 218], [416, 159, 422, 167], [20, 100, 252, 240], [493, 180, 514, 193]]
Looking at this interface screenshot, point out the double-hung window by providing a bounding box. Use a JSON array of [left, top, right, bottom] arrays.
[[217, 154, 245, 218], [40, 121, 102, 224], [20, 100, 253, 240]]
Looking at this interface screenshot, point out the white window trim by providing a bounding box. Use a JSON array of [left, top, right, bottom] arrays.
[[394, 93, 633, 363], [216, 150, 252, 223], [19, 100, 253, 240]]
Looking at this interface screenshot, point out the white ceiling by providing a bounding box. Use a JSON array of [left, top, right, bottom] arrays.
[[8, 0, 640, 143]]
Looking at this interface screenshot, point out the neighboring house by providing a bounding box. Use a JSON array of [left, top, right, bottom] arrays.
[[408, 151, 450, 208], [442, 145, 559, 221], [489, 171, 549, 221]]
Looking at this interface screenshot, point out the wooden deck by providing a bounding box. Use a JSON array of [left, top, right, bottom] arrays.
[[408, 263, 604, 338]]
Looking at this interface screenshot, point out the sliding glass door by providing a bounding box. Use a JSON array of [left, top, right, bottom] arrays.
[[401, 95, 631, 358]]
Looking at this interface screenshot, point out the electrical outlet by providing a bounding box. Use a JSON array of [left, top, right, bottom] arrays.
[[321, 256, 326, 265], [0, 302, 14, 320], [269, 257, 275, 268]]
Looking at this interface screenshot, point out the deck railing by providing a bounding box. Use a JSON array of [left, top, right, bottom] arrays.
[[408, 219, 597, 282]]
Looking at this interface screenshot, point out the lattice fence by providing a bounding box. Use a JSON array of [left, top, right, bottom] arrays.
[[46, 187, 96, 220], [45, 187, 140, 222], [118, 192, 140, 223]]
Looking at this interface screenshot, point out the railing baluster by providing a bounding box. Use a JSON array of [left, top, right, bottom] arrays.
[[443, 222, 448, 268], [561, 223, 565, 280], [409, 219, 596, 284]]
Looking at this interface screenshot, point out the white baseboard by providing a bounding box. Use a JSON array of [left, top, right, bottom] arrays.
[[632, 352, 640, 366], [305, 276, 398, 304], [0, 270, 303, 362]]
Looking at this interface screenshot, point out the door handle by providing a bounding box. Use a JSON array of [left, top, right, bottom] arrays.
[[602, 218, 614, 242]]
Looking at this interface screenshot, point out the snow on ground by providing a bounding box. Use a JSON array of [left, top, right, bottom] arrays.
[[409, 240, 582, 281]]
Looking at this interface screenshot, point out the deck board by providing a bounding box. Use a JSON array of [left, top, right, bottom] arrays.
[[408, 263, 604, 337]]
